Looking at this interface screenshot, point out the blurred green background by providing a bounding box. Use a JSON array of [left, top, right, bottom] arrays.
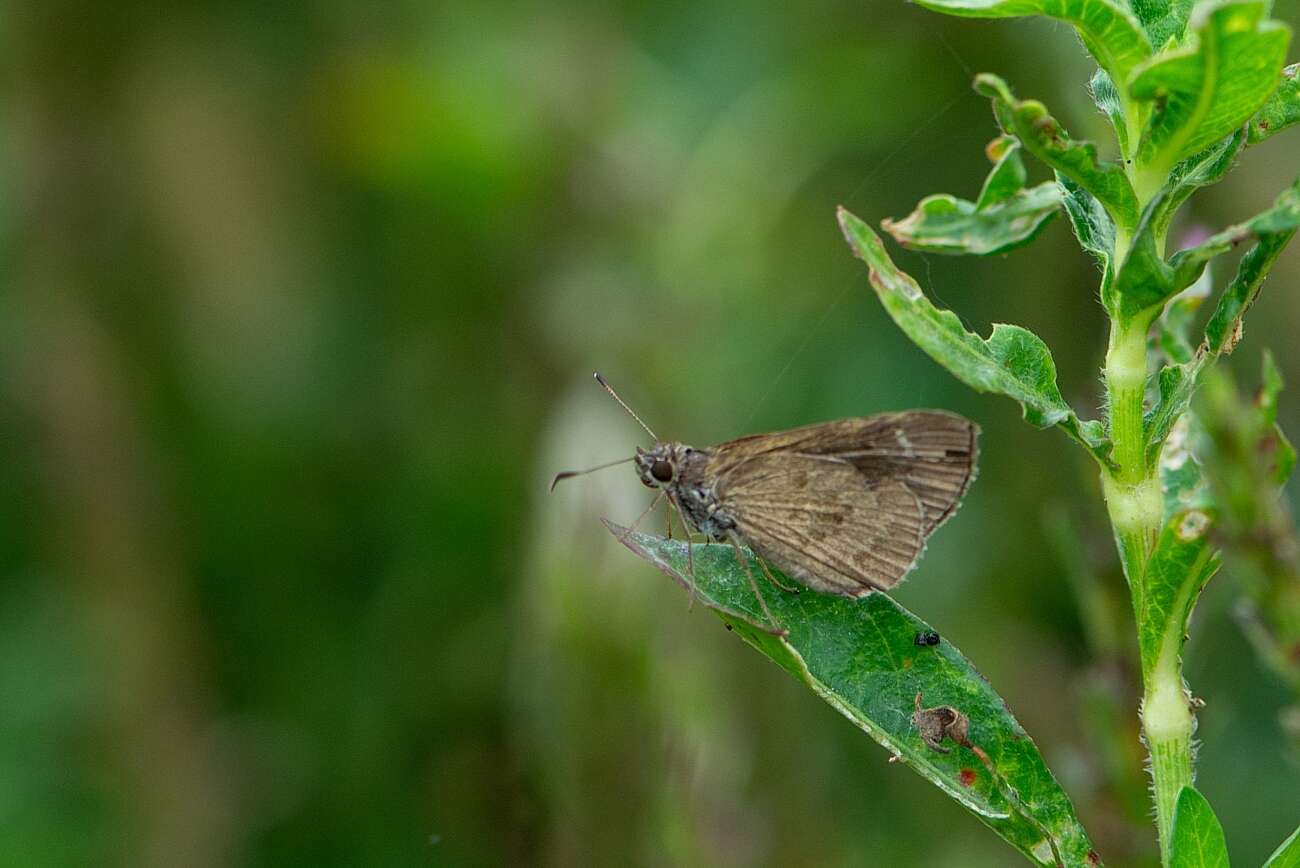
[[3, 1, 1300, 866]]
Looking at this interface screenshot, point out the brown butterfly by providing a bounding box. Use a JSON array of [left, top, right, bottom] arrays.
[[553, 374, 979, 632]]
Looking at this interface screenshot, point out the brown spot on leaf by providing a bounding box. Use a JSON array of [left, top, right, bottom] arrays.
[[1225, 318, 1245, 354], [913, 693, 971, 754], [1087, 850, 1101, 865], [958, 768, 977, 787]]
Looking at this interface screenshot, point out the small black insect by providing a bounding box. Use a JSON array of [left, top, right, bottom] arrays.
[[914, 630, 941, 647]]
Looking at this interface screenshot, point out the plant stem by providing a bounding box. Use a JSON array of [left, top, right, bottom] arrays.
[[1144, 659, 1195, 865], [1102, 315, 1161, 595], [1104, 309, 1197, 866], [1104, 317, 1150, 485]]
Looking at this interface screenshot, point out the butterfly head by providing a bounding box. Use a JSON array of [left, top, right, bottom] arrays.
[[634, 443, 687, 489]]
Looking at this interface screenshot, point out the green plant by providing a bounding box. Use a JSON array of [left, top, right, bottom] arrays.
[[615, 0, 1300, 864]]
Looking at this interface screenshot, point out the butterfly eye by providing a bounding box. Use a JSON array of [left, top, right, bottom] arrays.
[[650, 460, 673, 482]]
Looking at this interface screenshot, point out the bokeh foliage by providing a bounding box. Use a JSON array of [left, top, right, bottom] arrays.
[[1, 1, 1299, 866]]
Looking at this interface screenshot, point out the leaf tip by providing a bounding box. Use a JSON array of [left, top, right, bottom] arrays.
[[837, 206, 879, 256], [973, 73, 1009, 101]]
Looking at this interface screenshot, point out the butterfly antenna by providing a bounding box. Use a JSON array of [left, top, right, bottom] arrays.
[[594, 372, 657, 441], [549, 456, 634, 491]]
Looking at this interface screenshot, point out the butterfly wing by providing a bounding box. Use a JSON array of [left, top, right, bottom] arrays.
[[712, 412, 978, 532], [708, 412, 978, 596]]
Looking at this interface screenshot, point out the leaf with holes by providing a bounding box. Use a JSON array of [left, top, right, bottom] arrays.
[[609, 522, 1100, 868]]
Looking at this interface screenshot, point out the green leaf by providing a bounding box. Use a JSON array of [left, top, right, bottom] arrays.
[[1131, 0, 1196, 48], [977, 74, 1139, 229], [1130, 0, 1291, 181], [913, 0, 1151, 88], [1204, 179, 1300, 356], [1147, 360, 1205, 469], [1262, 821, 1300, 868], [1090, 68, 1131, 156], [1111, 173, 1300, 321], [839, 207, 1113, 464], [1169, 786, 1229, 868], [1137, 506, 1220, 683], [882, 139, 1062, 256], [609, 523, 1101, 868], [1106, 193, 1183, 319], [1059, 173, 1116, 272], [1249, 64, 1300, 145], [1149, 130, 1246, 245], [978, 135, 1029, 208]]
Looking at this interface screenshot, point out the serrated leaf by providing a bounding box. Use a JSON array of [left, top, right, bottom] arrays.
[[1262, 821, 1300, 868], [1204, 179, 1300, 356], [839, 208, 1112, 464], [1249, 64, 1300, 145], [1059, 173, 1116, 271], [1090, 68, 1131, 155], [1131, 0, 1196, 48], [1148, 361, 1205, 469], [1130, 0, 1291, 180], [1169, 786, 1229, 868], [1137, 506, 1220, 683], [609, 522, 1100, 867], [882, 183, 1062, 256], [913, 0, 1151, 88], [1111, 173, 1300, 320], [977, 74, 1139, 229]]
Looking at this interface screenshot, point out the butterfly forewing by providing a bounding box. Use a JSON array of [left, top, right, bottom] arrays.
[[707, 411, 978, 596]]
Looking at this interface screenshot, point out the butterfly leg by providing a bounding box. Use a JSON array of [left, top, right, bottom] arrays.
[[664, 493, 698, 611], [615, 490, 665, 547], [729, 536, 787, 636], [664, 498, 675, 540], [756, 555, 800, 594], [685, 529, 697, 612]]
